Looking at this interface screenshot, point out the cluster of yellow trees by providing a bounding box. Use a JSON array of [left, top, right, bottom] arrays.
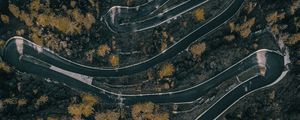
[[289, 0, 300, 15], [264, 11, 300, 45], [0, 40, 11, 74], [229, 18, 256, 38], [8, 0, 96, 35], [68, 93, 99, 119], [1, 98, 27, 107], [225, 2, 259, 40], [94, 110, 120, 120], [131, 102, 169, 120], [265, 11, 285, 26], [67, 95, 169, 120], [95, 43, 119, 67], [284, 33, 300, 45], [0, 95, 49, 112], [6, 0, 98, 52]]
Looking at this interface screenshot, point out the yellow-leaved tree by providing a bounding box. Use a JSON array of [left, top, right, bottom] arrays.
[[95, 111, 120, 120], [194, 8, 205, 21], [158, 63, 175, 79], [96, 44, 111, 57], [131, 102, 169, 120], [109, 55, 120, 67], [190, 42, 206, 58]]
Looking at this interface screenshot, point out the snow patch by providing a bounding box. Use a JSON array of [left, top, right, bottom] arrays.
[[15, 38, 23, 55], [35, 45, 43, 53], [110, 7, 121, 24], [50, 65, 93, 85], [256, 51, 266, 65]]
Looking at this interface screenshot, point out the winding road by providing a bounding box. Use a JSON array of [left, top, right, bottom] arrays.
[[104, 0, 210, 33], [0, 0, 291, 119], [3, 0, 243, 78]]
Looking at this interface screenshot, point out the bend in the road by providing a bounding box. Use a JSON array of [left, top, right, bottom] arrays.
[[2, 0, 245, 78]]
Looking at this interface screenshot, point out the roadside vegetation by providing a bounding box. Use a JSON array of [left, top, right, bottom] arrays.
[[194, 8, 205, 21], [68, 93, 99, 119], [189, 42, 206, 58], [131, 102, 169, 120], [158, 63, 175, 79]]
